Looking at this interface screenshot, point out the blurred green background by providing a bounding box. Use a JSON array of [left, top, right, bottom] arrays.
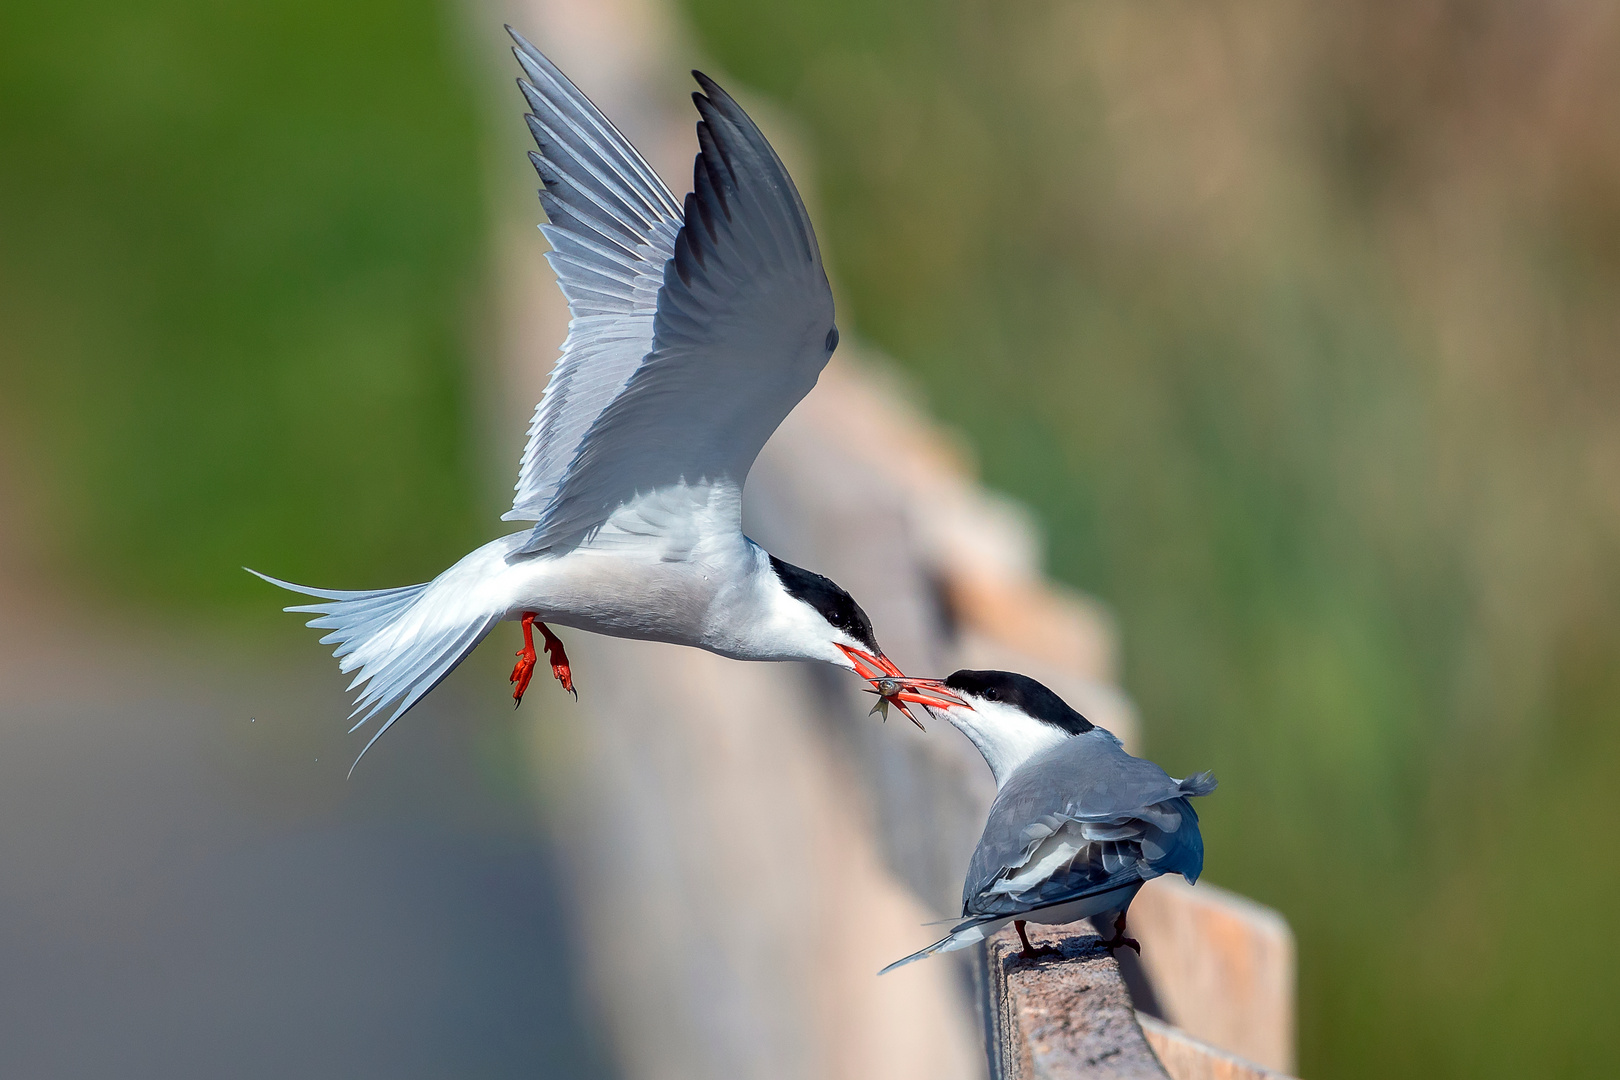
[[4, 0, 1619, 1076], [0, 0, 490, 605]]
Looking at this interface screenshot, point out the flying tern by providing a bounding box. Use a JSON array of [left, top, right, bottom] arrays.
[[873, 670, 1216, 971], [251, 29, 909, 768]]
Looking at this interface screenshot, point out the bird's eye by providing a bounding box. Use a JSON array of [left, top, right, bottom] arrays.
[[825, 326, 839, 352], [984, 688, 999, 701]]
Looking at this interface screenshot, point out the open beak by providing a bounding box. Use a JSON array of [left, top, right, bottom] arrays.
[[834, 643, 905, 682], [834, 645, 926, 729], [871, 676, 967, 715], [836, 644, 967, 730]]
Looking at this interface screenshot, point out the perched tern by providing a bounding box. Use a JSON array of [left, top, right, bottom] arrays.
[[874, 670, 1216, 972], [251, 29, 907, 768]]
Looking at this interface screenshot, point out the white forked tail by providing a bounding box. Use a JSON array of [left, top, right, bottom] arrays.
[[878, 922, 991, 975], [248, 568, 504, 773]]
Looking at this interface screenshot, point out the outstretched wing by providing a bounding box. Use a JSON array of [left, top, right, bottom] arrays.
[[518, 70, 837, 551], [963, 733, 1212, 918], [504, 28, 684, 522]]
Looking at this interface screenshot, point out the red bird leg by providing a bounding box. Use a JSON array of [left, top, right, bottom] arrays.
[[511, 613, 538, 707], [537, 621, 576, 699], [1100, 911, 1141, 955], [1015, 920, 1060, 959]]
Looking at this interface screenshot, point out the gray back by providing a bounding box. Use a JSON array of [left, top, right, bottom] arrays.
[[963, 729, 1211, 917]]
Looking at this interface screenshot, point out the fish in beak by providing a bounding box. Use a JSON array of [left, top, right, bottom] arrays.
[[834, 645, 934, 729], [865, 677, 915, 726], [868, 676, 967, 722], [852, 663, 969, 731], [832, 646, 970, 728]]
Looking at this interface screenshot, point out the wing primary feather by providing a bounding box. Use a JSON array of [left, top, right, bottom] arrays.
[[522, 110, 662, 237], [691, 71, 816, 263], [692, 114, 738, 220], [691, 101, 792, 267], [519, 94, 665, 227], [543, 224, 651, 275], [502, 30, 681, 523], [672, 203, 705, 284], [508, 27, 678, 216], [525, 131, 653, 247], [510, 61, 834, 548]]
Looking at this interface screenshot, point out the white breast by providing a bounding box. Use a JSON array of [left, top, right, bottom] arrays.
[[495, 481, 759, 647]]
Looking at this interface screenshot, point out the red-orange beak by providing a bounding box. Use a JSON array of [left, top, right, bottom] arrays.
[[834, 643, 905, 682], [871, 676, 968, 715], [836, 644, 967, 730], [835, 644, 922, 728]]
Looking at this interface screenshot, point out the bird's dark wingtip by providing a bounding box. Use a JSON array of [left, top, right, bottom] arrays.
[[507, 26, 548, 67], [691, 69, 726, 100]]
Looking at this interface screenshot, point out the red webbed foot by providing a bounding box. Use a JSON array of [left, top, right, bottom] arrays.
[[537, 622, 576, 699], [511, 613, 539, 707]]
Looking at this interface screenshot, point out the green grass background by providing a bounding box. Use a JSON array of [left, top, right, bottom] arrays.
[[3, 0, 1618, 1076], [0, 0, 489, 605], [679, 2, 1620, 1075]]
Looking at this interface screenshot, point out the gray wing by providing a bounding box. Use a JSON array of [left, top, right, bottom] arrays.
[[517, 70, 836, 551], [505, 29, 684, 522], [963, 731, 1215, 918]]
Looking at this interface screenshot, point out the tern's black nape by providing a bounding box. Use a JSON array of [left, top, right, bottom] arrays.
[[769, 555, 881, 654], [943, 670, 1094, 734]]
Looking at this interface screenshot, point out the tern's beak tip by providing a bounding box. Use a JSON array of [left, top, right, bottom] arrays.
[[836, 643, 907, 682]]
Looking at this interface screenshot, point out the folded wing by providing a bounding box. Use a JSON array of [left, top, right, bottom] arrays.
[[963, 734, 1214, 918]]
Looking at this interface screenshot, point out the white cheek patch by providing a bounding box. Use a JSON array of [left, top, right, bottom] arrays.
[[956, 699, 1070, 785]]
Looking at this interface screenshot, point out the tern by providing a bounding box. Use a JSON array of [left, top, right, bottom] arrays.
[[251, 30, 909, 768], [872, 670, 1216, 972]]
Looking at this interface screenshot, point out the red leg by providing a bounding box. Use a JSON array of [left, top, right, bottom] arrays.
[[1100, 911, 1141, 955], [511, 613, 538, 707], [1015, 920, 1060, 959], [536, 621, 576, 699]]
